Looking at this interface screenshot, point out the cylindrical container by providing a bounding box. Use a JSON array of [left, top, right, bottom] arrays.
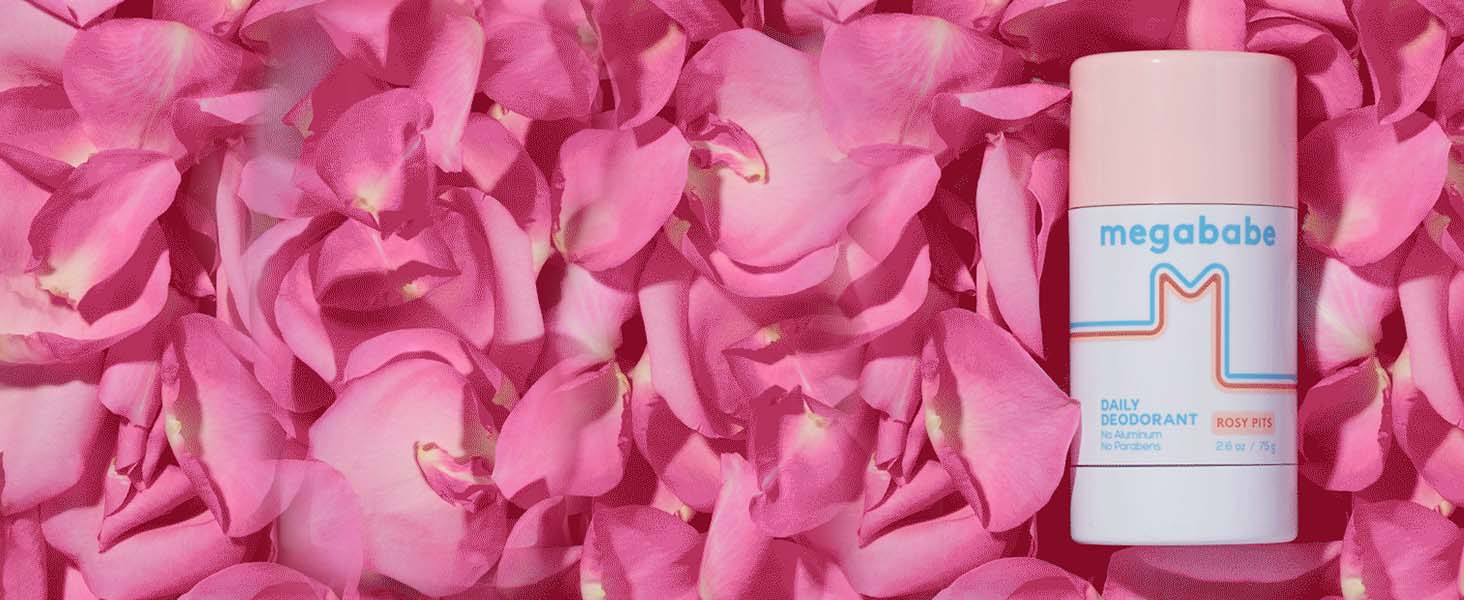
[[1068, 51, 1298, 545]]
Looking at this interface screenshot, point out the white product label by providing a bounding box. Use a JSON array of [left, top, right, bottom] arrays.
[[1069, 204, 1297, 466]]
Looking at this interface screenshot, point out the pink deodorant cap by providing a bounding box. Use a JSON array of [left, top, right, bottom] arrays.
[[1069, 50, 1298, 210]]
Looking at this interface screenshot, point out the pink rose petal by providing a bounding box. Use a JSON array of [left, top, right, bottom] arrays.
[[1000, 0, 1184, 70], [0, 359, 105, 514], [1391, 347, 1464, 505], [628, 356, 735, 513], [1246, 12, 1363, 134], [746, 388, 868, 536], [1, 510, 46, 599], [1354, 0, 1448, 125], [1104, 543, 1343, 599], [1299, 245, 1402, 373], [493, 361, 630, 503], [478, 2, 599, 120], [595, 0, 688, 128], [1168, 0, 1245, 50], [818, 14, 1023, 154], [555, 118, 690, 271], [30, 0, 123, 26], [926, 309, 1079, 531], [0, 1, 75, 92], [936, 557, 1099, 600], [649, 0, 736, 41], [181, 563, 338, 600], [1298, 356, 1392, 491], [1398, 233, 1464, 427], [308, 88, 436, 235], [1300, 106, 1450, 266], [1341, 500, 1462, 600], [581, 505, 702, 600]]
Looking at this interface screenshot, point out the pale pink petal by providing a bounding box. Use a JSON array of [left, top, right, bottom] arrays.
[[555, 118, 690, 271], [28, 150, 179, 305], [0, 359, 104, 514], [999, 0, 1184, 70], [1104, 543, 1343, 599], [1342, 500, 1462, 600], [581, 505, 702, 600], [1300, 106, 1450, 266], [595, 0, 688, 128], [936, 557, 1098, 600], [539, 256, 644, 373], [1, 510, 46, 599], [1246, 13, 1364, 134], [1354, 0, 1448, 124], [746, 388, 867, 536], [308, 88, 436, 235], [478, 6, 599, 120], [803, 501, 1019, 598], [927, 309, 1078, 531], [1398, 233, 1464, 426], [1299, 245, 1402, 373], [819, 14, 1022, 154], [183, 563, 337, 600], [273, 460, 365, 598], [974, 134, 1045, 356], [63, 19, 262, 157], [1391, 347, 1464, 505], [160, 315, 296, 537], [1168, 0, 1244, 50], [309, 357, 503, 596], [649, 0, 736, 40], [0, 2, 75, 92], [1299, 356, 1392, 491], [493, 362, 629, 504]]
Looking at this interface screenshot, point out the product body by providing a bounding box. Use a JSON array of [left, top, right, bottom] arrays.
[[1068, 51, 1299, 545]]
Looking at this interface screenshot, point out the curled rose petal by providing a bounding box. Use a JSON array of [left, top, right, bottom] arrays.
[[62, 19, 262, 157], [1300, 107, 1450, 266], [594, 0, 688, 128], [927, 309, 1079, 531], [581, 505, 702, 600], [1299, 245, 1402, 373], [1298, 356, 1391, 491], [1341, 500, 1462, 600], [935, 557, 1098, 600], [818, 13, 1023, 154], [493, 361, 630, 504], [307, 88, 436, 235], [309, 356, 504, 596], [746, 388, 868, 536], [1354, 0, 1447, 125], [555, 118, 691, 271], [1104, 543, 1342, 599], [181, 563, 338, 600]]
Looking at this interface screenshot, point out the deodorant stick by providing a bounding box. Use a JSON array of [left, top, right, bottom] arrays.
[[1068, 51, 1298, 545]]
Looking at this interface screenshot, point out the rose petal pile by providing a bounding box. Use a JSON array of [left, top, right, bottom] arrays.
[[1, 0, 1462, 598]]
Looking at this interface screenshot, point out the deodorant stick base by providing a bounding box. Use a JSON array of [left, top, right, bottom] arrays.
[[1070, 465, 1297, 545]]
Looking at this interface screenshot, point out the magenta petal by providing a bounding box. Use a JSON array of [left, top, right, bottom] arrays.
[[777, 0, 876, 34], [628, 357, 732, 513], [1168, 0, 1245, 50], [648, 0, 735, 40], [1354, 0, 1448, 124], [0, 359, 105, 514], [1, 510, 46, 599], [583, 505, 702, 599], [1298, 356, 1392, 491], [63, 19, 260, 157], [310, 88, 436, 235], [1104, 543, 1343, 599], [914, 0, 1011, 31], [999, 0, 1184, 68], [1299, 245, 1401, 373], [1300, 107, 1450, 266], [0, 2, 75, 92], [927, 309, 1079, 531], [1437, 44, 1464, 137], [1398, 234, 1464, 427], [746, 388, 867, 536], [1391, 348, 1464, 505], [181, 563, 337, 600], [555, 118, 690, 271], [595, 0, 688, 128], [153, 0, 253, 37], [1342, 500, 1462, 600], [28, 150, 179, 305], [936, 557, 1098, 600], [818, 14, 1022, 154], [492, 361, 629, 503], [0, 85, 95, 166]]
